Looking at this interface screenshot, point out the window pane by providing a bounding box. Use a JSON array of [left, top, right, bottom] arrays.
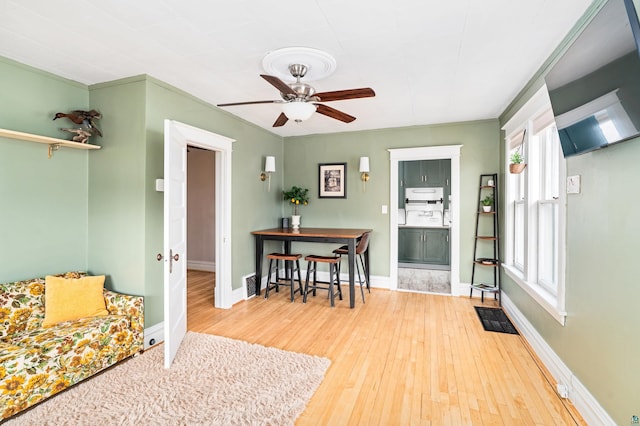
[[514, 201, 525, 269], [545, 127, 560, 200], [538, 202, 558, 293]]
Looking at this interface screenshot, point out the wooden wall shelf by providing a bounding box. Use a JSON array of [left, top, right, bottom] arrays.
[[0, 128, 101, 158]]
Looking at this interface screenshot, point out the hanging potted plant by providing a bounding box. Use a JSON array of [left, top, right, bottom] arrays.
[[283, 186, 309, 229], [509, 129, 527, 174], [509, 151, 526, 174], [481, 194, 494, 212]]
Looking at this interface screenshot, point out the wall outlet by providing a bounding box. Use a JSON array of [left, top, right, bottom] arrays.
[[556, 383, 569, 399]]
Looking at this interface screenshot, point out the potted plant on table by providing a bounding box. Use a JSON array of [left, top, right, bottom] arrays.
[[481, 194, 494, 212], [283, 186, 309, 229]]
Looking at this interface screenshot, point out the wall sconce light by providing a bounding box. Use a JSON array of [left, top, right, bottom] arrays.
[[359, 156, 370, 192], [260, 156, 276, 191]]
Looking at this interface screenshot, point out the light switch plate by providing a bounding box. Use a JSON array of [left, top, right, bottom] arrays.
[[567, 175, 580, 194], [381, 205, 388, 214], [155, 179, 164, 192]]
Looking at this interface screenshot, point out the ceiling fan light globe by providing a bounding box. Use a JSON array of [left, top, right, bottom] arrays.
[[282, 102, 316, 122]]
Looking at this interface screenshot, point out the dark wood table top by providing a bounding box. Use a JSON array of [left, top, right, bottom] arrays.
[[251, 227, 372, 238]]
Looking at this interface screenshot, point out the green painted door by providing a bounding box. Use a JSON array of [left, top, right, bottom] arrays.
[[441, 159, 451, 209], [398, 228, 424, 263], [423, 229, 450, 265], [398, 162, 405, 208], [403, 160, 424, 187], [423, 159, 444, 186]]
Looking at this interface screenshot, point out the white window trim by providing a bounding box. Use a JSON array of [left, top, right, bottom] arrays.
[[502, 85, 567, 326], [503, 265, 567, 324]]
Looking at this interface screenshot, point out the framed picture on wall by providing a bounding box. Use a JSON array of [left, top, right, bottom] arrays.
[[318, 162, 347, 198]]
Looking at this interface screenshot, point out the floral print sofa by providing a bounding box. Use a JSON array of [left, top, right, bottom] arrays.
[[0, 272, 144, 419]]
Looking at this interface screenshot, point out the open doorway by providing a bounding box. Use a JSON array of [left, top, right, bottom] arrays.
[[186, 146, 217, 329], [389, 145, 463, 296]]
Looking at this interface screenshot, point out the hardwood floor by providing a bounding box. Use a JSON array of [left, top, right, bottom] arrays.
[[186, 269, 585, 425]]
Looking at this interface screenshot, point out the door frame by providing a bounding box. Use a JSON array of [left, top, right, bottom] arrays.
[[388, 145, 462, 295], [165, 120, 235, 310]]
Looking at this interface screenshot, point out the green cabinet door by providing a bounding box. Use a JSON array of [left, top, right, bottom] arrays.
[[399, 227, 450, 265], [441, 159, 451, 209], [423, 229, 450, 265], [402, 160, 448, 188], [403, 160, 424, 187], [398, 228, 424, 263], [423, 159, 444, 187], [398, 162, 405, 208]]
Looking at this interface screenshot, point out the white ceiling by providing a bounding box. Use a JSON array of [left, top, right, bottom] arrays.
[[0, 0, 593, 137]]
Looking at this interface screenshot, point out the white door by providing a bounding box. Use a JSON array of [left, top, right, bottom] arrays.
[[163, 120, 188, 368], [163, 120, 235, 368]]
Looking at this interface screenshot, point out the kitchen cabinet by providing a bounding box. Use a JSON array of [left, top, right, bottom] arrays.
[[402, 159, 448, 188], [398, 162, 405, 208], [441, 159, 451, 209], [398, 227, 449, 265]]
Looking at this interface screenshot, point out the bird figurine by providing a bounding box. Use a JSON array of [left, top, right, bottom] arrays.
[[60, 128, 93, 144], [53, 109, 103, 137]]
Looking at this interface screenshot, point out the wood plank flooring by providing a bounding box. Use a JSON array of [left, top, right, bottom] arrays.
[[186, 269, 585, 425]]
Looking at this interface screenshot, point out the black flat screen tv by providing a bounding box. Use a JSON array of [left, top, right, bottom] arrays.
[[545, 0, 640, 157]]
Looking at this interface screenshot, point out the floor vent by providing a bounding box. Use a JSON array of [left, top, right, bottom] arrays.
[[244, 274, 256, 299]]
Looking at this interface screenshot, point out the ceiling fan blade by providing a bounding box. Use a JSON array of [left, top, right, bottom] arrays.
[[217, 100, 280, 107], [315, 104, 356, 123], [260, 74, 296, 96], [313, 88, 375, 102], [273, 113, 289, 127]]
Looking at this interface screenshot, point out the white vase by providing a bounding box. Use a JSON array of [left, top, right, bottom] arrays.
[[482, 205, 492, 212], [291, 215, 301, 229]]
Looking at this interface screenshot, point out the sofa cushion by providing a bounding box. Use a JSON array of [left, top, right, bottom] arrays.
[[10, 315, 135, 376], [42, 275, 108, 327], [0, 341, 51, 404]]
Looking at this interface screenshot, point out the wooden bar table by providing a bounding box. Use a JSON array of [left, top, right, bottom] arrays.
[[251, 227, 372, 308]]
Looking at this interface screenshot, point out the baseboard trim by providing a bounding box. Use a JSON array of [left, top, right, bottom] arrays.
[[187, 260, 215, 272], [501, 293, 615, 425], [144, 322, 164, 350]]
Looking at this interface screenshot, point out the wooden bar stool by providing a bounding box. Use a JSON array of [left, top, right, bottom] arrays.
[[333, 231, 370, 303], [303, 255, 342, 307], [264, 253, 303, 302]]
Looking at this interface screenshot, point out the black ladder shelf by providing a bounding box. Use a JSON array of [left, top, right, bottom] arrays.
[[470, 173, 501, 304]]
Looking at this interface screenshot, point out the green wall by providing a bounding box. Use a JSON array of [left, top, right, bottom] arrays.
[[0, 57, 90, 282], [284, 120, 500, 281], [143, 77, 283, 325], [87, 77, 147, 299], [499, 0, 639, 422], [86, 75, 283, 327]]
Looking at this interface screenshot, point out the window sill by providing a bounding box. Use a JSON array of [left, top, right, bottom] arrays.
[[503, 265, 567, 325]]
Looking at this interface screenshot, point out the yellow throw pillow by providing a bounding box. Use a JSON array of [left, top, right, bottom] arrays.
[[42, 275, 109, 327]]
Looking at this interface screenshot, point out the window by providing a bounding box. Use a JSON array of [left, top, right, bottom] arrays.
[[536, 125, 561, 294], [503, 87, 567, 325]]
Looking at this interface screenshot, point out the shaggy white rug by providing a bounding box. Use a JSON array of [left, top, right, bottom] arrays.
[[6, 332, 330, 425]]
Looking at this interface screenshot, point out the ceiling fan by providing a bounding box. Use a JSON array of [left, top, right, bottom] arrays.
[[217, 63, 375, 127]]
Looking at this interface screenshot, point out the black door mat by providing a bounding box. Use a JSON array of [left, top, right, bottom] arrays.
[[474, 306, 519, 335]]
